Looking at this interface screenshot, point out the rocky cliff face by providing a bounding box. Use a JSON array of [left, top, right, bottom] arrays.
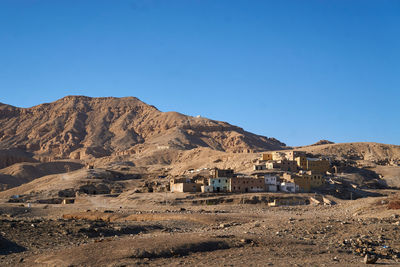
[[0, 96, 286, 160]]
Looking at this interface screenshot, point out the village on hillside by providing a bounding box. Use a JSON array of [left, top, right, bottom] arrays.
[[170, 150, 331, 194]]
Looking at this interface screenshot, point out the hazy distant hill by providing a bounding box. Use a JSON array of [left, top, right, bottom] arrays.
[[0, 96, 286, 161]]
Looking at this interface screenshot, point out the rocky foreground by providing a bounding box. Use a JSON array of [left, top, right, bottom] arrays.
[[1, 192, 400, 266]]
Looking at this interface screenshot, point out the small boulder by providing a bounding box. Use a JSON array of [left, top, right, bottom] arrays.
[[364, 254, 378, 264]]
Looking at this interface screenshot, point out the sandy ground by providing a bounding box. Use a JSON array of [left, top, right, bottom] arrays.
[[0, 191, 400, 266]]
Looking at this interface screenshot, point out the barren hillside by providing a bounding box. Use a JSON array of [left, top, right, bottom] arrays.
[[296, 142, 400, 162], [0, 96, 285, 163], [0, 161, 84, 190]]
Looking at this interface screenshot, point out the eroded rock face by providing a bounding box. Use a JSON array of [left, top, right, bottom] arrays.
[[0, 96, 286, 160]]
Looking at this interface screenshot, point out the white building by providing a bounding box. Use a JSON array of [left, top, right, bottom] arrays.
[[264, 174, 279, 192], [280, 182, 299, 193]]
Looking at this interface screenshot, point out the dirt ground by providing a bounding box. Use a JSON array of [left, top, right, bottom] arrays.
[[1, 191, 400, 266]]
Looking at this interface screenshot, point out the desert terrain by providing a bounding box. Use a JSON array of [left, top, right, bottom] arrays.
[[0, 96, 400, 266]]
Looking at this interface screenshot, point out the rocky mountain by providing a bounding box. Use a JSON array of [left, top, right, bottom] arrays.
[[0, 96, 286, 162]]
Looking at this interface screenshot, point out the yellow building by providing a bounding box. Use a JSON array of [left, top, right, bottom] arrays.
[[283, 172, 325, 193], [295, 157, 330, 174], [260, 153, 273, 161], [295, 156, 307, 170]]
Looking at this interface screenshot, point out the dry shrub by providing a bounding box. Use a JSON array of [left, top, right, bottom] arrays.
[[388, 194, 400, 210], [388, 200, 400, 210]]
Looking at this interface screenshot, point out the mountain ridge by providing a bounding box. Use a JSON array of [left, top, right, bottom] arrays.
[[0, 95, 286, 161]]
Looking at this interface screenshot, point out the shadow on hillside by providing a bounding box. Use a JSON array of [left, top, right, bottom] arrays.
[[0, 236, 26, 255], [317, 183, 384, 200]]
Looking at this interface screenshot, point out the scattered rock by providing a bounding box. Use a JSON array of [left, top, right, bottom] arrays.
[[364, 254, 378, 264]]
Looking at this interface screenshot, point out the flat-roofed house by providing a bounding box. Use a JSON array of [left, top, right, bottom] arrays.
[[295, 157, 330, 174], [229, 177, 264, 193], [170, 178, 202, 193], [264, 173, 279, 192], [280, 182, 298, 193], [170, 182, 202, 193], [283, 172, 325, 192], [208, 177, 230, 192], [266, 160, 298, 172]]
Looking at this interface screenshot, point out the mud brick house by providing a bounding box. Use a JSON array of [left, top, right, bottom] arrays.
[[266, 160, 298, 172], [229, 177, 264, 193], [170, 178, 201, 193]]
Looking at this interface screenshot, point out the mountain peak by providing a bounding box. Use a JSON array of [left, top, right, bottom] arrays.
[[0, 96, 286, 160]]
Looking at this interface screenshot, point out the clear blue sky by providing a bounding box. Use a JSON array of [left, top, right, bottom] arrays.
[[0, 0, 399, 146]]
